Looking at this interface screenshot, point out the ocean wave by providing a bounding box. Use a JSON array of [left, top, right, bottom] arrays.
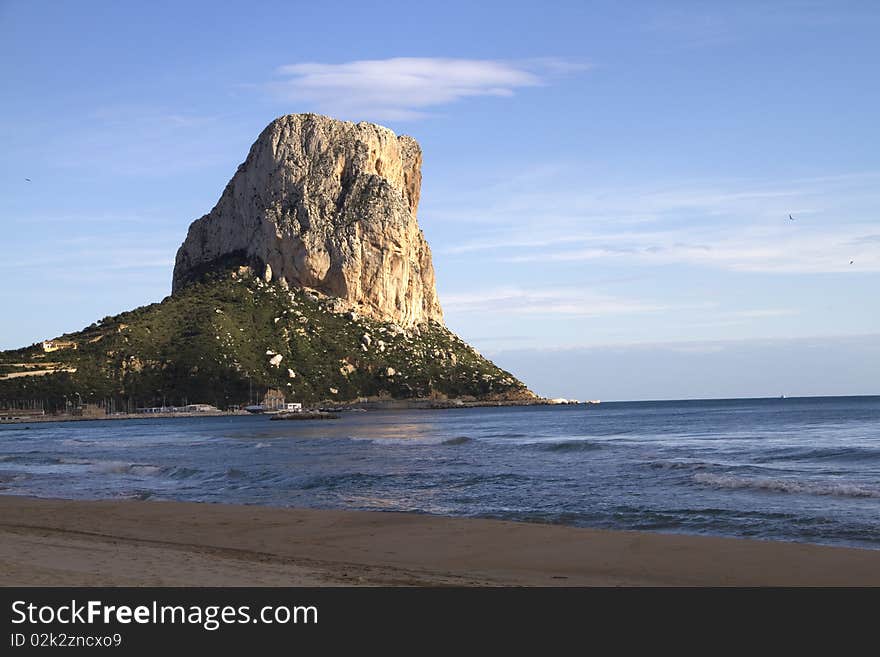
[[62, 437, 210, 448], [89, 461, 163, 476], [61, 438, 92, 446], [533, 439, 604, 452], [754, 446, 880, 464], [166, 466, 202, 480], [58, 457, 94, 465], [694, 472, 880, 498], [648, 460, 710, 471], [299, 472, 393, 490], [115, 490, 154, 501], [0, 455, 100, 472], [485, 510, 594, 526], [451, 473, 532, 487], [0, 454, 62, 465], [441, 436, 473, 446], [85, 461, 205, 479], [218, 468, 286, 486]]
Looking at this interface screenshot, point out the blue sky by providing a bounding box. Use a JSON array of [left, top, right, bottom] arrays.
[[1, 1, 878, 399]]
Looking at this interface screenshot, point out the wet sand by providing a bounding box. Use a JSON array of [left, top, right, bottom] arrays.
[[1, 496, 878, 586]]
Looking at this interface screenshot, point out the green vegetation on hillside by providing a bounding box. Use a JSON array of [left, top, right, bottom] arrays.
[[0, 267, 532, 410]]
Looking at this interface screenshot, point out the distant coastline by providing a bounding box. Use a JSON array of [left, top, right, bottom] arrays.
[[0, 396, 566, 424], [3, 394, 878, 424], [0, 409, 246, 425]]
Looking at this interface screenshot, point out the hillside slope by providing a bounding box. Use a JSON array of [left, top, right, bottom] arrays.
[[0, 266, 533, 409]]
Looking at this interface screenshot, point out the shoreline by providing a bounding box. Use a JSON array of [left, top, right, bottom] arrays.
[[0, 410, 249, 425], [0, 398, 562, 425], [1, 495, 878, 586], [3, 395, 876, 426]]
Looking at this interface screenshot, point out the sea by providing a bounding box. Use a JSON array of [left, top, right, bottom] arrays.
[[1, 396, 878, 548]]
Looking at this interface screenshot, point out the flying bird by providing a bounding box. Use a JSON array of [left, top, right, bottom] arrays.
[[24, 178, 31, 182], [850, 260, 854, 265], [788, 214, 795, 221]]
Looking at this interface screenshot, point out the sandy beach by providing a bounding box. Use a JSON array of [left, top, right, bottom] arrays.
[[1, 495, 878, 586]]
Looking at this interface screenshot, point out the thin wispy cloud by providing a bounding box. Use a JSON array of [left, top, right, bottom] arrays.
[[429, 168, 880, 274], [0, 222, 178, 287], [639, 5, 857, 52], [0, 249, 174, 272], [89, 106, 216, 128], [441, 286, 674, 317], [23, 105, 237, 177], [726, 308, 797, 319], [502, 226, 880, 273], [11, 211, 176, 226], [270, 57, 585, 120], [486, 332, 880, 355]]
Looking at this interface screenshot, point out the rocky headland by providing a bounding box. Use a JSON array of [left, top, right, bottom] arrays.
[[0, 114, 536, 410]]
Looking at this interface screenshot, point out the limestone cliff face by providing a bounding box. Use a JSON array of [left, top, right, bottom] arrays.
[[172, 114, 443, 327]]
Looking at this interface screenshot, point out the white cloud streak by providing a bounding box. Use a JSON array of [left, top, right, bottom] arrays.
[[271, 57, 584, 120], [441, 286, 677, 317], [486, 332, 880, 355], [500, 226, 880, 273], [430, 170, 880, 273]]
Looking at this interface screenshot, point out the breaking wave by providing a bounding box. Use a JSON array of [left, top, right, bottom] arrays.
[[754, 446, 880, 464], [90, 462, 164, 476], [694, 472, 880, 498]]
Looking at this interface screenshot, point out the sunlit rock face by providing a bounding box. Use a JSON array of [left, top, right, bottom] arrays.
[[173, 113, 443, 328]]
